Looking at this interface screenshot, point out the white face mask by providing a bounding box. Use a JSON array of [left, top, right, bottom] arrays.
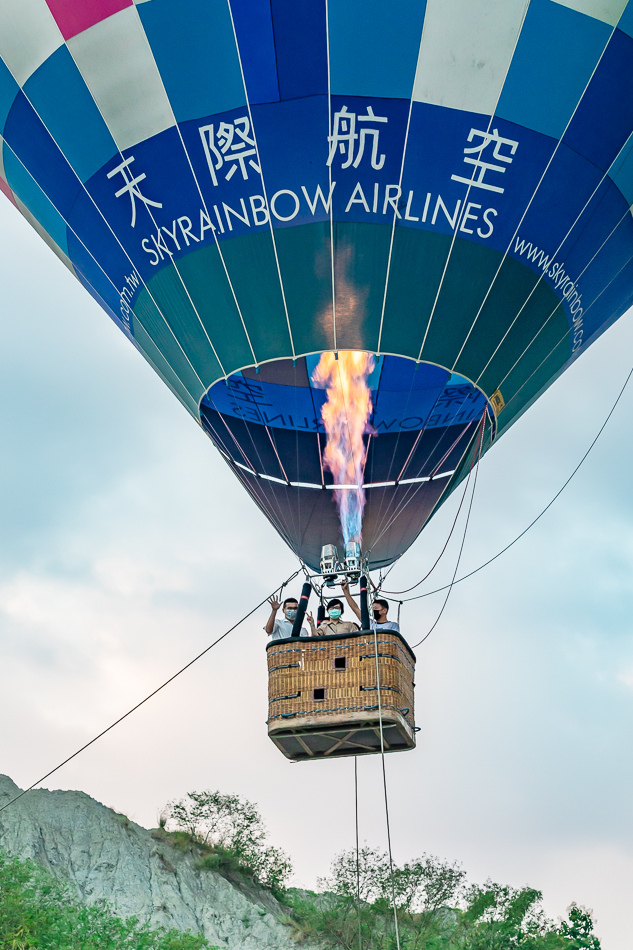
[[285, 608, 298, 621]]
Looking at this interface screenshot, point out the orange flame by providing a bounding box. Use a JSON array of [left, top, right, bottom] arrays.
[[312, 351, 375, 543]]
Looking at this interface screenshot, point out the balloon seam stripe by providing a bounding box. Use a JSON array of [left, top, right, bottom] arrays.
[[367, 386, 461, 547], [378, 434, 480, 595], [367, 401, 484, 555], [368, 418, 480, 561], [449, 15, 623, 372], [171, 127, 259, 370], [474, 118, 633, 387], [167, 121, 259, 372], [496, 227, 633, 403], [417, 0, 533, 363], [204, 389, 298, 541], [410, 416, 486, 646], [120, 6, 259, 371], [225, 0, 296, 359], [88, 6, 228, 377], [399, 364, 633, 603], [325, 0, 337, 351], [493, 204, 633, 395], [474, 164, 628, 387], [6, 51, 210, 396], [233, 466, 298, 552], [375, 7, 426, 355], [368, 415, 471, 553], [368, 350, 442, 538], [368, 413, 475, 555], [1, 140, 201, 408]]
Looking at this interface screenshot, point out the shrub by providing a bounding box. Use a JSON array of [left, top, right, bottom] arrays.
[[288, 847, 603, 950], [164, 790, 292, 893], [0, 850, 211, 949]]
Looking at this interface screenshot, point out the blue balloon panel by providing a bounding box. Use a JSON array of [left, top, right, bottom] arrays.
[[1, 0, 633, 565]]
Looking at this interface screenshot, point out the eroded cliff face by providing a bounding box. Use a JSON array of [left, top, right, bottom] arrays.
[[0, 775, 303, 950]]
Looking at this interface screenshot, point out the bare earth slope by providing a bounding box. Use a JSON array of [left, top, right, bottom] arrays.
[[0, 775, 304, 950]]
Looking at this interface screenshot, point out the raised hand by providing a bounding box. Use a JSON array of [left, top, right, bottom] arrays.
[[268, 596, 281, 611]]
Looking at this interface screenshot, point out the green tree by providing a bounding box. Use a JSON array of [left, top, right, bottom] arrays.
[[165, 790, 292, 893], [290, 847, 467, 950], [557, 904, 601, 950], [289, 851, 603, 950], [458, 882, 557, 948]]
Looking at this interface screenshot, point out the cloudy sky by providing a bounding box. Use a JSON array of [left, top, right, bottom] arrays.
[[0, 196, 632, 948]]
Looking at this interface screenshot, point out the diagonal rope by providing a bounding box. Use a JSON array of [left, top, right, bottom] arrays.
[[367, 413, 483, 557], [367, 389, 483, 551], [0, 570, 300, 815], [367, 370, 448, 547], [379, 411, 486, 595], [400, 359, 633, 603], [411, 414, 486, 646]]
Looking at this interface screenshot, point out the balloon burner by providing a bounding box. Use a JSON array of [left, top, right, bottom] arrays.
[[319, 541, 363, 586]]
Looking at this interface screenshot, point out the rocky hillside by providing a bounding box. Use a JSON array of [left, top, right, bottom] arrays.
[[0, 774, 307, 950]]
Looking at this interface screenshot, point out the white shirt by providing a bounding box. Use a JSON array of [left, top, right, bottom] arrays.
[[374, 620, 400, 633], [267, 617, 309, 640]]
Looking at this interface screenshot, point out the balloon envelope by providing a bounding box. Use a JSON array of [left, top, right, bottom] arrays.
[[1, 0, 633, 567]]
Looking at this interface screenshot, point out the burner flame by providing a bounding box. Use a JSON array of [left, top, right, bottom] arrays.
[[312, 351, 375, 544]]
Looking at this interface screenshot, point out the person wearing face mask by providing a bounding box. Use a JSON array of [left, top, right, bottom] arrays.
[[265, 596, 310, 640], [371, 598, 400, 633], [311, 598, 360, 636], [339, 581, 399, 632]]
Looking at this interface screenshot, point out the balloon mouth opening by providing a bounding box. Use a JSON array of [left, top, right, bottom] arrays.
[[200, 354, 493, 568]]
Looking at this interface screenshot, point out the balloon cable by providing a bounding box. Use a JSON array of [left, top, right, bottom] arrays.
[[0, 569, 301, 815], [378, 412, 487, 596], [411, 415, 486, 648], [372, 618, 402, 950], [393, 362, 633, 605], [354, 756, 362, 950]]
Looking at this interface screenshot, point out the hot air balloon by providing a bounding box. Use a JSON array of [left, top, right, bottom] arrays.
[[2, 0, 633, 757]]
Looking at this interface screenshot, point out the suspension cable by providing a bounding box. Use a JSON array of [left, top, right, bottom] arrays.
[[389, 362, 633, 605], [411, 414, 486, 648], [0, 569, 301, 814], [354, 756, 362, 950], [379, 411, 488, 595], [372, 618, 401, 950]]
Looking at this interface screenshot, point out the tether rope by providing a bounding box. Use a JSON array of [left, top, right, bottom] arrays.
[[0, 569, 301, 815], [372, 617, 401, 950], [379, 411, 487, 596], [379, 361, 633, 606], [411, 414, 486, 648], [354, 756, 362, 950]]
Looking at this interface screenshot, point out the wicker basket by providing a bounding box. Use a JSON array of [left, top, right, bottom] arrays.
[[266, 630, 416, 761]]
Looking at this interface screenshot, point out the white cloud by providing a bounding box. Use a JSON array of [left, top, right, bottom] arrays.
[[1, 199, 633, 948]]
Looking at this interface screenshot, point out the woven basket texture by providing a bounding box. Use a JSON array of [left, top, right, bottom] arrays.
[[267, 632, 415, 729]]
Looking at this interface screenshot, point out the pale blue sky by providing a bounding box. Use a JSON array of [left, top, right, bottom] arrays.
[[0, 198, 632, 947]]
